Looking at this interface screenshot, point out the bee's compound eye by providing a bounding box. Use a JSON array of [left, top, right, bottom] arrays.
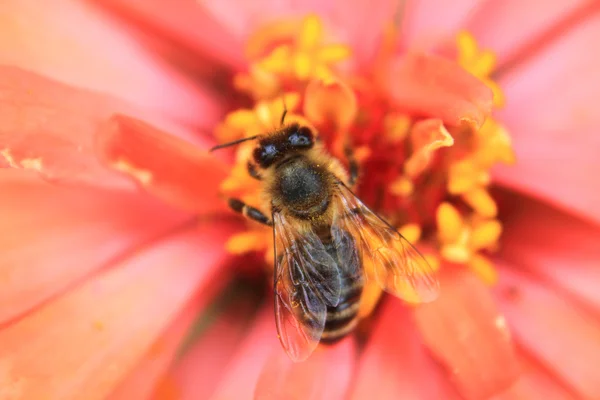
[[288, 127, 314, 148], [254, 143, 278, 167]]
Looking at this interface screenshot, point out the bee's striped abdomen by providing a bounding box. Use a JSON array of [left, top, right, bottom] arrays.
[[320, 277, 363, 343], [319, 229, 364, 344]]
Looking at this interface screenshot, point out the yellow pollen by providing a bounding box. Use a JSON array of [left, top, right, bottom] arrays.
[[111, 158, 153, 185]]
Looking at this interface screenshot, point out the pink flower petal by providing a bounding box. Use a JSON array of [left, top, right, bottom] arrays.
[[209, 307, 279, 400], [382, 53, 493, 130], [109, 302, 200, 400], [401, 0, 482, 50], [0, 169, 187, 324], [202, 0, 397, 63], [498, 189, 600, 314], [159, 292, 261, 400], [491, 353, 575, 400], [466, 0, 595, 69], [0, 221, 236, 399], [0, 0, 223, 126], [88, 0, 245, 69], [96, 115, 229, 214], [351, 299, 460, 400], [254, 337, 356, 400], [494, 266, 600, 399], [494, 12, 600, 225], [414, 268, 519, 400]]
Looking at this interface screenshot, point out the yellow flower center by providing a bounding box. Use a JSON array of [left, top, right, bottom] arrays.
[[216, 15, 515, 310]]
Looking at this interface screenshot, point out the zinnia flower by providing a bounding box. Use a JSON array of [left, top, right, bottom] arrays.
[[1, 1, 599, 399]]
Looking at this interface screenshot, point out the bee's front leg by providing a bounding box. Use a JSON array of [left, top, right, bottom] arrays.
[[228, 198, 272, 226], [247, 161, 262, 180]]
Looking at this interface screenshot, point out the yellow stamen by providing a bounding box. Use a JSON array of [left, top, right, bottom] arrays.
[[399, 223, 421, 243], [390, 176, 414, 197], [441, 244, 471, 264], [384, 113, 412, 143], [462, 187, 498, 218], [297, 15, 322, 49], [424, 254, 441, 272], [447, 158, 488, 195], [470, 220, 503, 250], [456, 30, 505, 108], [226, 231, 269, 254], [358, 281, 384, 318], [437, 202, 464, 243]]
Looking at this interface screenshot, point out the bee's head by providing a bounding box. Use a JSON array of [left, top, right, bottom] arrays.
[[252, 124, 315, 168]]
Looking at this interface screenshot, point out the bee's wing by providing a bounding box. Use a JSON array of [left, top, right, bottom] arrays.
[[272, 211, 342, 362], [332, 183, 440, 304]]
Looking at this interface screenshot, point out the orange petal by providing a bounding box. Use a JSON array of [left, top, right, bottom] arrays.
[[109, 302, 200, 400], [495, 266, 600, 399], [351, 300, 461, 400], [414, 268, 519, 400], [0, 0, 224, 126], [96, 115, 229, 214], [209, 307, 279, 399], [0, 222, 236, 399], [0, 66, 137, 188], [405, 118, 454, 177], [382, 53, 493, 129], [159, 289, 261, 400], [255, 337, 356, 399], [0, 169, 187, 324], [304, 77, 358, 129]]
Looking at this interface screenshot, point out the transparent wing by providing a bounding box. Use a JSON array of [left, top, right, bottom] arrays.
[[333, 184, 440, 304], [272, 211, 342, 362]]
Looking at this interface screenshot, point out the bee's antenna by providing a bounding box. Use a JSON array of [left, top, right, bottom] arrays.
[[209, 135, 259, 152], [280, 95, 288, 126]]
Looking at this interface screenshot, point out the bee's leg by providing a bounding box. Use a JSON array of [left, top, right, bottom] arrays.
[[228, 198, 272, 226], [344, 145, 359, 188], [247, 161, 261, 180]]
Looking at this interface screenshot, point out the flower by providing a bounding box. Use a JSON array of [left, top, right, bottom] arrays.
[[1, 1, 600, 400]]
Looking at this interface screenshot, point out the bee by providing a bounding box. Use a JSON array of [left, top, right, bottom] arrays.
[[211, 116, 439, 362]]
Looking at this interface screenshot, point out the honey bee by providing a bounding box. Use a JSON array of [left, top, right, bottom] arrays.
[[211, 118, 439, 362]]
